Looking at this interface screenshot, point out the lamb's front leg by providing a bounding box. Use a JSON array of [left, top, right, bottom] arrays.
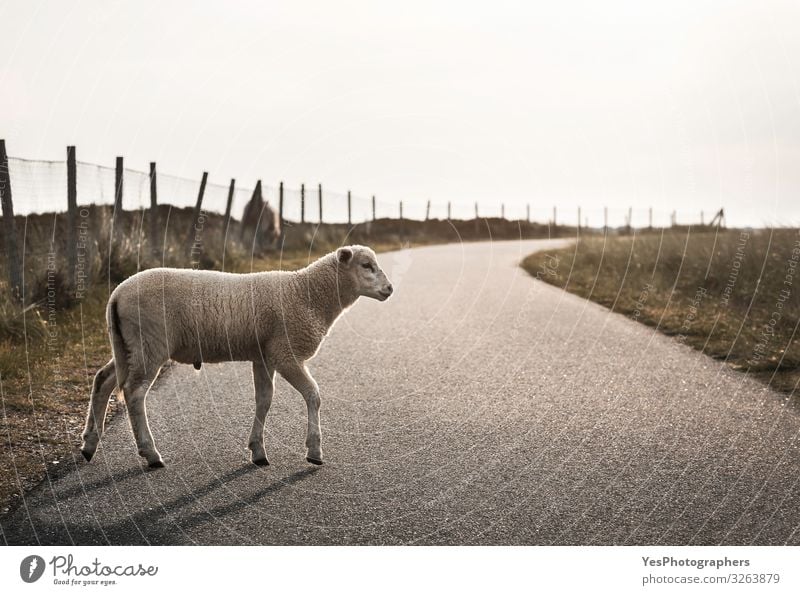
[[248, 359, 275, 466], [279, 363, 323, 465]]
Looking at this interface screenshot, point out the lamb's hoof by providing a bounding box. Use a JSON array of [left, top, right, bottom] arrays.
[[306, 456, 323, 466], [81, 449, 94, 462], [148, 459, 166, 469], [252, 457, 270, 467]]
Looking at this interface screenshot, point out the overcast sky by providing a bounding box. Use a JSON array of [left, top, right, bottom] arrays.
[[1, 0, 799, 226]]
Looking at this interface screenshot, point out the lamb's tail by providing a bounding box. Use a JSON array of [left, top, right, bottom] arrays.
[[108, 298, 129, 389]]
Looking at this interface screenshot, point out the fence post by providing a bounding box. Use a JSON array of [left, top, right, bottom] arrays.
[[0, 140, 21, 299], [426, 200, 431, 221], [300, 183, 305, 224], [501, 203, 505, 220], [526, 204, 530, 223], [223, 178, 235, 232], [66, 146, 78, 291], [67, 146, 78, 291], [474, 202, 479, 219], [347, 190, 352, 225], [552, 206, 557, 227], [112, 156, 124, 246], [447, 201, 451, 220], [318, 183, 323, 224], [372, 195, 376, 221], [223, 177, 235, 244], [603, 206, 608, 233], [700, 210, 704, 226], [114, 156, 124, 214], [399, 201, 403, 220], [577, 206, 581, 233], [278, 182, 284, 242], [149, 162, 160, 257], [187, 171, 208, 257], [648, 207, 653, 229]]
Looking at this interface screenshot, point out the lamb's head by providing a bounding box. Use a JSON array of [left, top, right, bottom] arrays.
[[336, 245, 393, 301]]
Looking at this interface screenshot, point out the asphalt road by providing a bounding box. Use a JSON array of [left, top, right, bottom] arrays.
[[3, 239, 800, 545]]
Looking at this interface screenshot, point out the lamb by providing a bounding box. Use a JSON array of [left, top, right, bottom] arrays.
[[80, 245, 393, 468]]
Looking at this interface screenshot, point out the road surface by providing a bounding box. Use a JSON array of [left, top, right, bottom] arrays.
[[2, 239, 800, 545]]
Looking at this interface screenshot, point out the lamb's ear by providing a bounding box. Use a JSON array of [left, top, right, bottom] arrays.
[[337, 247, 353, 265]]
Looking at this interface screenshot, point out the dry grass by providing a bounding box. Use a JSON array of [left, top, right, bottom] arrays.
[[522, 228, 800, 393]]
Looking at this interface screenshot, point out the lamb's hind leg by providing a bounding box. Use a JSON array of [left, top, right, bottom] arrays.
[[123, 373, 164, 468], [80, 359, 117, 462], [248, 359, 275, 466], [279, 363, 323, 465]]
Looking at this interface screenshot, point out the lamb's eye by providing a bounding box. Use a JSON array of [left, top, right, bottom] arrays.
[[361, 263, 373, 271]]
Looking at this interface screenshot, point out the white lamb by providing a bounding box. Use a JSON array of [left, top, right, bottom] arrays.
[[80, 245, 393, 468]]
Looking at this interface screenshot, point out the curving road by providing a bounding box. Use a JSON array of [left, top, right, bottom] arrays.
[[2, 239, 800, 545]]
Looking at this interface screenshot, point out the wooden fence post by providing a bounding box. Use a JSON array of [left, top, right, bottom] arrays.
[[648, 206, 653, 229], [278, 182, 284, 242], [223, 177, 235, 244], [318, 183, 323, 224], [474, 202, 479, 219], [187, 171, 208, 256], [371, 195, 376, 221], [526, 204, 530, 223], [603, 206, 608, 233], [149, 162, 160, 257], [347, 190, 352, 225], [552, 206, 557, 227], [577, 207, 581, 232], [66, 146, 78, 290], [426, 200, 431, 221], [112, 156, 124, 246], [114, 156, 123, 214], [0, 140, 21, 298], [300, 183, 305, 224], [399, 201, 404, 220], [447, 201, 451, 220], [66, 146, 79, 290], [501, 203, 505, 220]]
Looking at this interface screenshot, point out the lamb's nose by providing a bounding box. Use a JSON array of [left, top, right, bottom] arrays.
[[385, 284, 394, 295]]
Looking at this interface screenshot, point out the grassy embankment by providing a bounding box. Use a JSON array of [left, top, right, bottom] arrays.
[[0, 205, 568, 515], [522, 228, 800, 394]]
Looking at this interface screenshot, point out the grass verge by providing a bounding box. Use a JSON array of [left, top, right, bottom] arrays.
[[522, 228, 800, 395]]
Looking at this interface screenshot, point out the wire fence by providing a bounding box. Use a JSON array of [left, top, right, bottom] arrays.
[[6, 156, 411, 224], [3, 152, 717, 228], [0, 141, 727, 300]]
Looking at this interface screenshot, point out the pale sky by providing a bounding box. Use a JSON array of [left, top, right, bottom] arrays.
[[1, 0, 799, 226]]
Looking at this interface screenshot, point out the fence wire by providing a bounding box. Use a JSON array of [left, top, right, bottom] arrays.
[[5, 155, 705, 228]]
